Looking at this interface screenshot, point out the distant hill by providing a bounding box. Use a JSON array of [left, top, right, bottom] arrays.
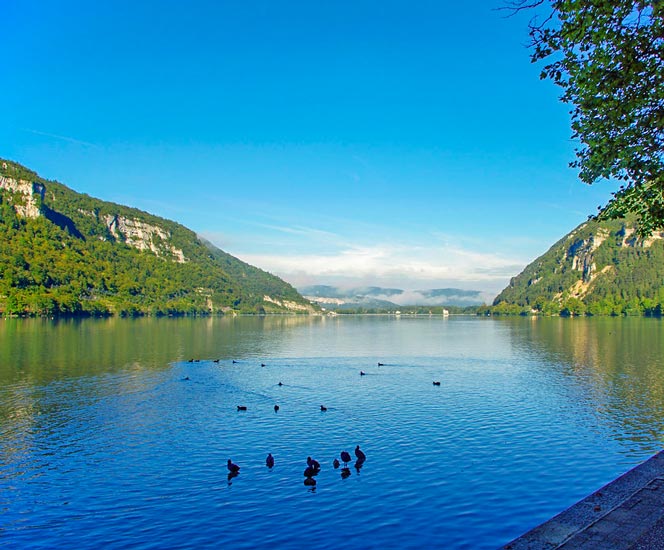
[[488, 217, 664, 316], [0, 159, 317, 316], [300, 285, 487, 310]]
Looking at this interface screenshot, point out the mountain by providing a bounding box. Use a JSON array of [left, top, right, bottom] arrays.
[[300, 285, 487, 310], [489, 217, 664, 316], [0, 159, 317, 316]]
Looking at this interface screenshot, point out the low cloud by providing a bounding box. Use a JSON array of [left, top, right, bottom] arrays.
[[235, 241, 527, 297]]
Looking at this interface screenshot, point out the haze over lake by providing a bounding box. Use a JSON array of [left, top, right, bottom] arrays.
[[2, 315, 663, 549]]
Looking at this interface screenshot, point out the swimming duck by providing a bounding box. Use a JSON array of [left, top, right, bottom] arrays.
[[227, 459, 240, 474], [266, 453, 275, 468]]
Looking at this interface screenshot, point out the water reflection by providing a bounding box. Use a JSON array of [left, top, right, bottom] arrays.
[[3, 316, 664, 550], [502, 317, 664, 454]]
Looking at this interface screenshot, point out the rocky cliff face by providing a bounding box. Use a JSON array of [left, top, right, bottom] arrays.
[[102, 213, 186, 262], [0, 175, 45, 219], [0, 171, 187, 263]]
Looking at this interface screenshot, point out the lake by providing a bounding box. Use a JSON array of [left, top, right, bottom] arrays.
[[1, 315, 663, 549]]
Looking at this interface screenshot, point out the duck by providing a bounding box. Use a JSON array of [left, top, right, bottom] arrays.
[[227, 459, 240, 474], [266, 453, 275, 468], [355, 445, 366, 461], [307, 456, 321, 471], [333, 458, 340, 469], [278, 381, 283, 386], [378, 362, 384, 366], [237, 405, 247, 411], [274, 404, 280, 412], [261, 363, 266, 367], [320, 405, 327, 412], [213, 359, 220, 363], [232, 360, 238, 364], [360, 371, 366, 376], [433, 381, 441, 386], [340, 450, 352, 466]]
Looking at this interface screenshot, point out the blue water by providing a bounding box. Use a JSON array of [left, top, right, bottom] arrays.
[[1, 315, 663, 549]]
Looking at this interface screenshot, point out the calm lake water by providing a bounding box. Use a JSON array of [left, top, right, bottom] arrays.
[[1, 315, 663, 549]]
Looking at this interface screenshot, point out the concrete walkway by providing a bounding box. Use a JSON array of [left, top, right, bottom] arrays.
[[503, 451, 664, 549]]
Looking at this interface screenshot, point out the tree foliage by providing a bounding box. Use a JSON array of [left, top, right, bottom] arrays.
[[508, 0, 664, 235]]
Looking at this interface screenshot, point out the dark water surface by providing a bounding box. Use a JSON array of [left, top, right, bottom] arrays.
[[1, 315, 663, 549]]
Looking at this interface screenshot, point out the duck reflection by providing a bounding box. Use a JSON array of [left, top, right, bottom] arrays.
[[340, 467, 351, 479], [304, 477, 317, 487]]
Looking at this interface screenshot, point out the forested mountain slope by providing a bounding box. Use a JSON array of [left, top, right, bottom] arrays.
[[489, 218, 664, 316], [0, 159, 316, 316]]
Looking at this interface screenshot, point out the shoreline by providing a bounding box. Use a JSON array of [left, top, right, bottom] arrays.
[[504, 450, 664, 549]]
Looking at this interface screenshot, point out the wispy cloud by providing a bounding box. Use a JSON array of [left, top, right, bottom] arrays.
[[21, 128, 100, 149]]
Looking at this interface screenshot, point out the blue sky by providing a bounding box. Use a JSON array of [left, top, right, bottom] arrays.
[[3, 0, 615, 299]]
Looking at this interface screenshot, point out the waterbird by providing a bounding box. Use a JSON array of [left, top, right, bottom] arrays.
[[433, 381, 441, 386], [378, 362, 384, 366], [261, 363, 266, 367], [340, 451, 352, 466], [307, 456, 321, 471], [320, 405, 327, 412], [227, 459, 240, 474], [182, 376, 190, 381], [355, 445, 366, 461], [232, 360, 238, 364], [274, 404, 280, 412], [237, 405, 247, 411], [213, 359, 220, 363], [266, 453, 275, 468], [333, 458, 340, 469], [360, 371, 366, 376], [278, 382, 283, 386]]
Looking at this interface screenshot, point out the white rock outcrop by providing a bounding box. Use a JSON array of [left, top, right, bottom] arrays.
[[0, 176, 45, 218], [104, 214, 187, 262]]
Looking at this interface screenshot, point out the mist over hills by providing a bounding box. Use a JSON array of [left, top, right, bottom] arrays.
[[300, 285, 488, 309]]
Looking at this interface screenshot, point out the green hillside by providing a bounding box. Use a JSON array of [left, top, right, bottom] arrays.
[[486, 217, 664, 317], [0, 159, 316, 317]]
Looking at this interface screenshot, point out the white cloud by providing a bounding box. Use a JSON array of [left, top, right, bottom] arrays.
[[235, 240, 527, 297]]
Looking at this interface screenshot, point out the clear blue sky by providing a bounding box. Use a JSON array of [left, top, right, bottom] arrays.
[[2, 0, 614, 299]]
